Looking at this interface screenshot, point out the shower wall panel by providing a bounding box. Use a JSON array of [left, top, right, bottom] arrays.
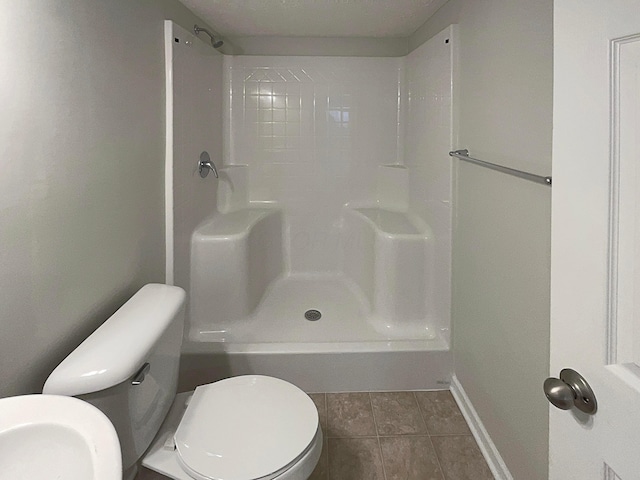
[[169, 23, 223, 290], [403, 26, 456, 342], [225, 57, 402, 273]]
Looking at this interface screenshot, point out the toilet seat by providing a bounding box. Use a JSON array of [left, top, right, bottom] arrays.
[[143, 375, 320, 480]]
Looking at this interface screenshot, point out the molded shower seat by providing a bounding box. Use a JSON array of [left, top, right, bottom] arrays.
[[190, 208, 284, 340], [343, 207, 434, 337]]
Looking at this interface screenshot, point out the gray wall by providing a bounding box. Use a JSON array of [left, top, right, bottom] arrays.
[[411, 1, 552, 479], [0, 3, 553, 476], [0, 0, 210, 398]]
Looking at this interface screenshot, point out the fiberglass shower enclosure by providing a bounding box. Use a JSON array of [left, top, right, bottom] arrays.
[[165, 21, 457, 392]]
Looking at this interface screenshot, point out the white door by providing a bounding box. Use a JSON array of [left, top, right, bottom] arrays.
[[551, 1, 640, 478]]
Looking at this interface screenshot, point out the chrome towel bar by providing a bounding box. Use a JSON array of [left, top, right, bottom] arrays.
[[449, 149, 552, 186]]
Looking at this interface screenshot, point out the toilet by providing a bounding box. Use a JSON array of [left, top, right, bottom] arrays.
[[43, 284, 322, 480]]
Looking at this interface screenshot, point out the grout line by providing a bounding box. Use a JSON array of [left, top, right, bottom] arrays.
[[321, 392, 327, 434], [325, 438, 329, 480], [427, 435, 447, 480], [413, 391, 431, 436], [368, 392, 381, 437], [367, 393, 388, 480], [377, 434, 388, 480], [414, 391, 446, 480]]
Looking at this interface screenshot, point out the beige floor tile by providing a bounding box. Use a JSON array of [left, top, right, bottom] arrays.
[[134, 467, 169, 480], [309, 393, 328, 433], [380, 436, 444, 480], [309, 438, 329, 480], [328, 437, 385, 480], [326, 393, 377, 437], [431, 435, 493, 480], [370, 392, 428, 435], [135, 390, 481, 480], [414, 391, 471, 435]]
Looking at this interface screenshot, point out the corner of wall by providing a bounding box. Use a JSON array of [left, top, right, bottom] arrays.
[[450, 375, 514, 479]]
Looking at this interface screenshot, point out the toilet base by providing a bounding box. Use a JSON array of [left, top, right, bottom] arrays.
[[142, 391, 323, 480]]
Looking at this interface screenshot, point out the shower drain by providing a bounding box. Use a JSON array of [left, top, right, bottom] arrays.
[[304, 309, 322, 321]]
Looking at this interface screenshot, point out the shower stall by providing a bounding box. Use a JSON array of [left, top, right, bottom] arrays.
[[165, 21, 457, 392]]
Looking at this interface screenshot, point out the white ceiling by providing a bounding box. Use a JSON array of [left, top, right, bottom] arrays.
[[179, 0, 449, 38]]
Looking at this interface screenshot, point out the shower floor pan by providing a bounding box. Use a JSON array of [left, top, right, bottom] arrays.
[[189, 273, 441, 348], [181, 274, 451, 392]]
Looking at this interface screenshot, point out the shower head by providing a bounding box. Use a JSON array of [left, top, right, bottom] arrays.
[[194, 25, 224, 49]]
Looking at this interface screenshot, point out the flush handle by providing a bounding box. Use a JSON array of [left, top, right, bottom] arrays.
[[543, 368, 597, 415], [131, 363, 150, 386]]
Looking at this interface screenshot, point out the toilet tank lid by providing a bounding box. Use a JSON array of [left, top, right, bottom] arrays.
[[43, 284, 186, 397]]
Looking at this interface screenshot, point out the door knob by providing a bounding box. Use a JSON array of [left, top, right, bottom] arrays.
[[543, 368, 597, 415]]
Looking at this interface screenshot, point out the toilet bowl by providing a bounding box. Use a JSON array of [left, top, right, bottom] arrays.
[[143, 376, 323, 480], [43, 284, 322, 480]]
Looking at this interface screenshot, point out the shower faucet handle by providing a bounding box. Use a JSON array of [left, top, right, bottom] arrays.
[[198, 151, 218, 179]]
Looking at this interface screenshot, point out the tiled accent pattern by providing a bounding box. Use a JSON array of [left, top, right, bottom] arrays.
[[227, 57, 402, 273], [136, 390, 492, 480]]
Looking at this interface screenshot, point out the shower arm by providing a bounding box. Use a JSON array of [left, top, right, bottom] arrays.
[[194, 25, 224, 49]]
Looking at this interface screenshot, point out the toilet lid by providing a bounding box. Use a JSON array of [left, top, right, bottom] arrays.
[[174, 375, 319, 480]]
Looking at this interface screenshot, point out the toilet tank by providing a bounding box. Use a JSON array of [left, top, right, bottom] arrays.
[[43, 284, 186, 473]]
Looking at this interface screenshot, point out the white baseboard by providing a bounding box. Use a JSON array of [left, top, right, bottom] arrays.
[[450, 375, 513, 480]]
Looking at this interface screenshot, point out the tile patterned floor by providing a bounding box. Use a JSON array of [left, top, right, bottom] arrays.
[[136, 391, 493, 480]]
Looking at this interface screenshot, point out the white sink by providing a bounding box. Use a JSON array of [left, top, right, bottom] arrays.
[[0, 394, 122, 480]]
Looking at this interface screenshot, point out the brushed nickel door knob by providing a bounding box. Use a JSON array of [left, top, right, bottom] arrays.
[[543, 368, 597, 415], [543, 377, 574, 410]]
